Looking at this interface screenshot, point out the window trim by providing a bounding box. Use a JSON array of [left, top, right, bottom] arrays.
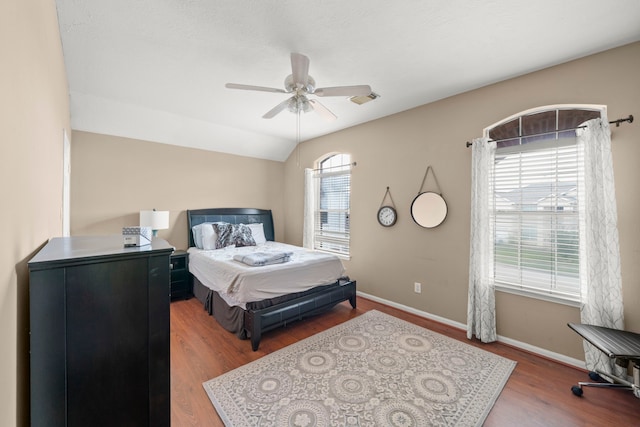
[[312, 153, 352, 259], [483, 104, 607, 139], [62, 129, 71, 237], [494, 284, 581, 307]]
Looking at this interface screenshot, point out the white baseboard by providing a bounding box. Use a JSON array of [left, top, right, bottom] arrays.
[[356, 290, 585, 369]]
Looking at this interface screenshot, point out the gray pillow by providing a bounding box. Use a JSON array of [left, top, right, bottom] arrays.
[[212, 223, 256, 249]]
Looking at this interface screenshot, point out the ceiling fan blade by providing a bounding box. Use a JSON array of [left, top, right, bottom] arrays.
[[225, 83, 286, 93], [262, 96, 293, 119], [291, 53, 310, 89], [309, 99, 337, 122], [314, 85, 371, 97]]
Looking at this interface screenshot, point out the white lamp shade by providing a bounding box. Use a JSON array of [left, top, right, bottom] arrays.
[[139, 210, 170, 231]]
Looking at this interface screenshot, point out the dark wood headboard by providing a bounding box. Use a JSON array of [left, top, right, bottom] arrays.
[[186, 208, 275, 248]]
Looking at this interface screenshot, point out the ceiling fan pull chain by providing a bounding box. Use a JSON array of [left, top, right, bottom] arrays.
[[296, 109, 301, 167]]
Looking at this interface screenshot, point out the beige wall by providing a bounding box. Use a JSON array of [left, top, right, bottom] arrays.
[[283, 42, 640, 361], [71, 132, 285, 249], [69, 44, 639, 363], [1, 0, 71, 426]]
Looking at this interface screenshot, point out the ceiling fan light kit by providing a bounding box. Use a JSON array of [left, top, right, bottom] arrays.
[[226, 53, 373, 121]]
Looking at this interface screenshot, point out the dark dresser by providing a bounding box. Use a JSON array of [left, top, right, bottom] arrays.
[[28, 236, 173, 427]]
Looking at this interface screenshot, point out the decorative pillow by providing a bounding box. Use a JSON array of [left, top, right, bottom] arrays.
[[245, 223, 267, 245], [212, 223, 256, 249], [232, 224, 257, 247], [212, 223, 233, 249]]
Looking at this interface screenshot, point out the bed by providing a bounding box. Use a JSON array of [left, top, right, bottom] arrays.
[[187, 208, 356, 350]]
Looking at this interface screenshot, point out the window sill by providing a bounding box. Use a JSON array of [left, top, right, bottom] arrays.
[[494, 283, 581, 308], [314, 249, 351, 261]]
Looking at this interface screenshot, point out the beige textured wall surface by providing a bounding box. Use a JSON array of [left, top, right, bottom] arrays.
[[69, 44, 639, 363], [283, 42, 640, 361], [71, 132, 285, 250], [1, 0, 71, 425]]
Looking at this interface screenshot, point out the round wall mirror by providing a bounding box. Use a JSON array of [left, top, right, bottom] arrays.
[[411, 192, 448, 228]]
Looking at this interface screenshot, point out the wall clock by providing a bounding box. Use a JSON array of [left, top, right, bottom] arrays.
[[377, 187, 397, 227], [377, 205, 397, 227]]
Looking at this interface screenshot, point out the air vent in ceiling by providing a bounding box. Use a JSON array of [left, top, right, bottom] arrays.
[[350, 92, 380, 105]]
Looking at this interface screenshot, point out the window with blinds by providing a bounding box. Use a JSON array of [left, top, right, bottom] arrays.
[[314, 154, 351, 256], [488, 107, 601, 304]]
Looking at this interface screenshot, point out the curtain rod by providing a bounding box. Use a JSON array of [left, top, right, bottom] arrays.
[[309, 162, 357, 172], [465, 115, 634, 148]]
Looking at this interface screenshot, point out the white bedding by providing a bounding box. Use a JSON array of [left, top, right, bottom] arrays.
[[188, 242, 345, 308]]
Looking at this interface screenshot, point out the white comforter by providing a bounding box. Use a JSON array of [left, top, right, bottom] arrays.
[[188, 242, 345, 307]]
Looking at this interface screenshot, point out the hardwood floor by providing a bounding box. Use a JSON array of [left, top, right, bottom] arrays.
[[170, 296, 640, 426]]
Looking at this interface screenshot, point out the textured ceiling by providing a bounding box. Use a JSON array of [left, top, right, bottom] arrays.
[[56, 0, 640, 161]]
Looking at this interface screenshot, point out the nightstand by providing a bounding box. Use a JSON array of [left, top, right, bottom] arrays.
[[170, 250, 191, 300]]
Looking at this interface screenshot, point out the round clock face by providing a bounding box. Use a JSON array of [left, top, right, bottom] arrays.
[[377, 206, 397, 227]]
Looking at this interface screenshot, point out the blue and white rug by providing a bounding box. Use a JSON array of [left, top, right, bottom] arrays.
[[203, 310, 516, 426]]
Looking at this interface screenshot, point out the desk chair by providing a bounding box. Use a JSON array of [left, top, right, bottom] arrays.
[[568, 323, 640, 398]]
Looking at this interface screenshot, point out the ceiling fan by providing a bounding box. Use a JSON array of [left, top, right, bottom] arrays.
[[225, 53, 372, 122]]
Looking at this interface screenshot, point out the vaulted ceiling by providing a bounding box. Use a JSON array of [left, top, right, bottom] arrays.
[[56, 0, 640, 161]]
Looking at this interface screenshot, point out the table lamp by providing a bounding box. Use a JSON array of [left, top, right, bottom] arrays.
[[140, 209, 169, 237]]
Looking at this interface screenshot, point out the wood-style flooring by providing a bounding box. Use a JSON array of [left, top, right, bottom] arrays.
[[170, 296, 640, 426]]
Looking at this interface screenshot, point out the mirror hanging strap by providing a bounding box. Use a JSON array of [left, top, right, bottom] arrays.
[[417, 165, 442, 195]]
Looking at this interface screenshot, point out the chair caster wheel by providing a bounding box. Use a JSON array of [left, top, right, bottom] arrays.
[[588, 371, 603, 382], [571, 385, 583, 397]]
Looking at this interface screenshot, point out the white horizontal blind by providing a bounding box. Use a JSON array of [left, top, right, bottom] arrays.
[[492, 138, 583, 302], [314, 155, 351, 256]]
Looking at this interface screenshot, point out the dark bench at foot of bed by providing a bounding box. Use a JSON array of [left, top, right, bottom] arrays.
[[244, 278, 356, 351]]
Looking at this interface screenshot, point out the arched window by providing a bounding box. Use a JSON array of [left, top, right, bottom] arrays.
[[487, 107, 601, 147], [486, 105, 605, 304], [308, 153, 352, 256]]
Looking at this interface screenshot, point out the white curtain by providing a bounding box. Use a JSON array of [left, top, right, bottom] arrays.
[[576, 118, 625, 374], [467, 137, 498, 342], [303, 168, 316, 249]]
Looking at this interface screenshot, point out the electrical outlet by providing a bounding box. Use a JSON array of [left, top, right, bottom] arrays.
[[414, 282, 421, 293]]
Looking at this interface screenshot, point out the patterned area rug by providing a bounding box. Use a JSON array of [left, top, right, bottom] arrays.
[[203, 310, 516, 426]]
